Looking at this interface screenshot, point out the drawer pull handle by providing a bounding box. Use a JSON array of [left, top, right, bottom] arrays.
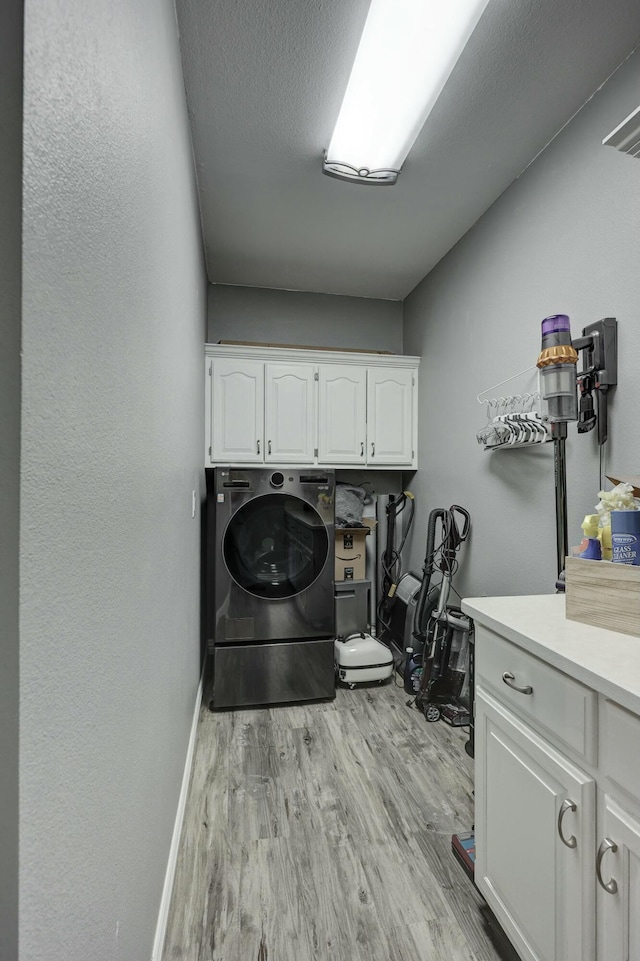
[[558, 799, 577, 848], [596, 838, 618, 895], [501, 671, 533, 695]]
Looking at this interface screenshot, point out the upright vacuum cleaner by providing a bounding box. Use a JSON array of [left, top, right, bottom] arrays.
[[410, 506, 473, 724]]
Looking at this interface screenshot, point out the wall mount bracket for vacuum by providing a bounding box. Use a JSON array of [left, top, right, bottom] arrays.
[[572, 317, 618, 446]]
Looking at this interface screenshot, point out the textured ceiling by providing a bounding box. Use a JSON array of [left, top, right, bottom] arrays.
[[176, 0, 640, 301]]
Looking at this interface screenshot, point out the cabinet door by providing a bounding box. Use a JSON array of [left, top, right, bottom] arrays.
[[598, 795, 640, 961], [476, 688, 596, 961], [317, 365, 366, 464], [265, 364, 315, 463], [211, 359, 264, 463], [366, 367, 413, 465]]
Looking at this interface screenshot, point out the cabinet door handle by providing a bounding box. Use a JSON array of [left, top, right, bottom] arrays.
[[501, 671, 533, 695], [257, 439, 260, 455], [596, 838, 618, 894], [557, 799, 577, 848], [360, 442, 364, 457], [371, 442, 375, 457], [268, 440, 272, 455]]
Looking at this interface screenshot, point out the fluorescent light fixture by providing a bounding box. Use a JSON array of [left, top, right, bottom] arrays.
[[602, 104, 640, 158], [323, 0, 490, 185]]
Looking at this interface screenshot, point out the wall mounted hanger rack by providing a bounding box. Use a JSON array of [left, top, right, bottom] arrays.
[[476, 365, 539, 408], [476, 367, 549, 450]]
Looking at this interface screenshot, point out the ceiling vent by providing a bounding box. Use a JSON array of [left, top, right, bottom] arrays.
[[603, 104, 640, 158]]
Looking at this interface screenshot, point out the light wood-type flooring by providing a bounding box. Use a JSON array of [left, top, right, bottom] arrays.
[[162, 671, 517, 961]]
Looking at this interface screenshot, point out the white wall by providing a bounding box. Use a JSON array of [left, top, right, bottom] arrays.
[[21, 1, 206, 959], [209, 283, 404, 353], [0, 2, 22, 958], [403, 50, 640, 598]]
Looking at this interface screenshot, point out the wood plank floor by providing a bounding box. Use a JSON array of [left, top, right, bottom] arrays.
[[162, 671, 517, 961]]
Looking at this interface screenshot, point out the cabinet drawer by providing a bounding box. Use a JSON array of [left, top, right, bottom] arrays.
[[476, 626, 597, 764], [601, 699, 640, 803]]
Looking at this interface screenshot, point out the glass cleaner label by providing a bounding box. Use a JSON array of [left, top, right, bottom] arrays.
[[611, 532, 639, 565]]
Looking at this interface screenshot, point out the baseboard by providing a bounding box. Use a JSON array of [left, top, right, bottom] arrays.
[[151, 669, 204, 961]]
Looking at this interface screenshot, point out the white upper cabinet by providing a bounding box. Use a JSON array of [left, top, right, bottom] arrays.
[[367, 367, 414, 465], [205, 344, 420, 468], [265, 363, 316, 463], [317, 365, 366, 465], [210, 358, 264, 462]]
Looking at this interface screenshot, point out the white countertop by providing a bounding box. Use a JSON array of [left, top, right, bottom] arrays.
[[462, 593, 640, 716]]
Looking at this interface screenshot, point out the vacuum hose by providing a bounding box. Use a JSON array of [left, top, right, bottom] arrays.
[[412, 508, 443, 648], [378, 492, 415, 628]]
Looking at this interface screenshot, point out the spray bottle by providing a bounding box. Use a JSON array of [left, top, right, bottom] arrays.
[[403, 647, 423, 695]]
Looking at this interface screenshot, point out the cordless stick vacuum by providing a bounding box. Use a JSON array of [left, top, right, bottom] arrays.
[[536, 314, 618, 585]]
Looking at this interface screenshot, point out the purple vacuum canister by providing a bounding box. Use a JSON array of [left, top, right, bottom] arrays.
[[541, 313, 572, 340], [537, 314, 578, 423]]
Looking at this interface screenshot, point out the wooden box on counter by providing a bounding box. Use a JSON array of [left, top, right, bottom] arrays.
[[565, 555, 640, 637]]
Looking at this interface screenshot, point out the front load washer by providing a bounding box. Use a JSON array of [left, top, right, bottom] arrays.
[[206, 467, 335, 708]]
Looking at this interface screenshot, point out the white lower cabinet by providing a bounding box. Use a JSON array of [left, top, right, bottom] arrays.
[[472, 615, 640, 961], [598, 794, 640, 961], [598, 696, 640, 961], [476, 688, 595, 961]]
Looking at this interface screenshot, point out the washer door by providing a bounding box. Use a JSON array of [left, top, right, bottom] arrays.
[[223, 493, 330, 599]]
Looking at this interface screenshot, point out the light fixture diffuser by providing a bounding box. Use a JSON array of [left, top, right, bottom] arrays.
[[602, 104, 640, 158], [323, 0, 490, 185]]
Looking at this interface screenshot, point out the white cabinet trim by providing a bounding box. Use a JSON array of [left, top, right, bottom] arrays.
[[206, 342, 420, 369]]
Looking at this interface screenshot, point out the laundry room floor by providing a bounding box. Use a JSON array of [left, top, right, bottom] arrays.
[[162, 670, 518, 961]]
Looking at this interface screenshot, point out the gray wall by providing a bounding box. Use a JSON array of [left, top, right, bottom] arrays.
[[209, 284, 404, 353], [403, 50, 640, 598], [0, 2, 22, 958], [21, 1, 206, 959]]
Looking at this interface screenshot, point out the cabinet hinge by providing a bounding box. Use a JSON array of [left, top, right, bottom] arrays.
[[314, 371, 319, 381]]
